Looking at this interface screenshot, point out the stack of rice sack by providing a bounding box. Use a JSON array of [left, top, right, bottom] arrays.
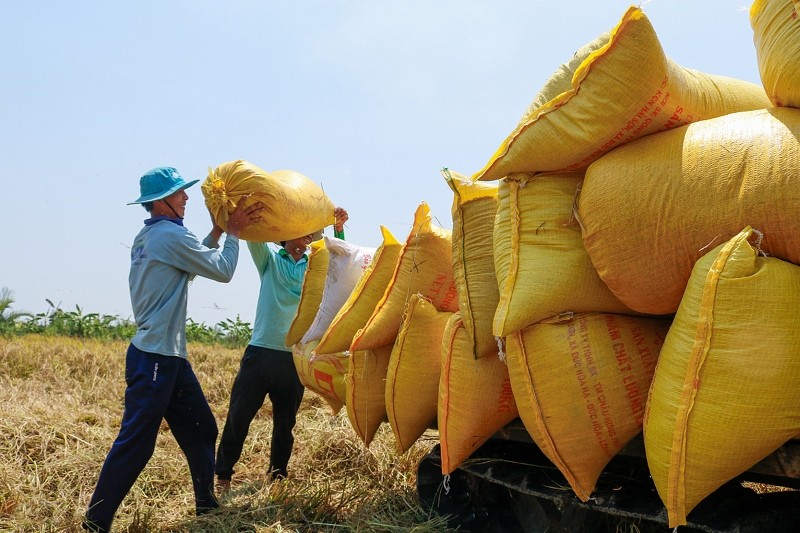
[[330, 226, 405, 447], [279, 176, 517, 464], [642, 0, 800, 527], [287, 202, 461, 449], [461, 1, 791, 514], [352, 203, 458, 448], [488, 165, 673, 498], [506, 1, 800, 527], [435, 170, 518, 474], [287, 227, 396, 442]]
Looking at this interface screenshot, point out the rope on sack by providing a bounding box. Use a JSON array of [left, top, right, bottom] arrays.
[[700, 228, 770, 258], [496, 336, 506, 363], [204, 166, 235, 227], [751, 227, 768, 257], [570, 181, 585, 232], [698, 234, 724, 254]]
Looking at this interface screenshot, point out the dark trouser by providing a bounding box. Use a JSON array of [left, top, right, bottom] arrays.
[[84, 345, 218, 532], [216, 345, 304, 480]]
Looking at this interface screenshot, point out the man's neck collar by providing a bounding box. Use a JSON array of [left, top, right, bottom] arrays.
[[145, 215, 184, 226], [278, 247, 307, 262]]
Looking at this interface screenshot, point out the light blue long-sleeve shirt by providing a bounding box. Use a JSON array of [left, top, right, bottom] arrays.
[[129, 218, 239, 357], [248, 242, 307, 351]]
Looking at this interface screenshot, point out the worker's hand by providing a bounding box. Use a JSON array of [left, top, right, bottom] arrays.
[[226, 195, 266, 238], [334, 207, 349, 233]]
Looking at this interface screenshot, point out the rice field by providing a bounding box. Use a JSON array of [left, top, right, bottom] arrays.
[[0, 335, 452, 532]]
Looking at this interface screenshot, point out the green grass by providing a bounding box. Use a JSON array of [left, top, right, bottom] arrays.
[[0, 335, 452, 532]]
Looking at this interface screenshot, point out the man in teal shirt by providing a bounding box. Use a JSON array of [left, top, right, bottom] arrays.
[[216, 207, 348, 490], [83, 167, 264, 533]]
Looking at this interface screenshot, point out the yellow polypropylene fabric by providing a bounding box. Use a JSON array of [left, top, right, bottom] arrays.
[[439, 313, 518, 475], [202, 160, 335, 242], [350, 202, 458, 352], [443, 169, 500, 359], [493, 172, 634, 338], [751, 0, 800, 107], [578, 107, 800, 315], [292, 340, 347, 415], [315, 226, 403, 355], [471, 6, 771, 181], [285, 240, 328, 347], [345, 344, 393, 447], [385, 294, 452, 455], [643, 227, 800, 528], [506, 312, 671, 501]]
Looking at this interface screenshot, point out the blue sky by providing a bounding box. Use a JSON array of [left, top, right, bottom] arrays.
[[1, 1, 760, 326]]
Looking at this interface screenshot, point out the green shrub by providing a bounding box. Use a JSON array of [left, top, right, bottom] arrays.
[[1, 288, 252, 347], [0, 287, 33, 336], [217, 315, 253, 348]]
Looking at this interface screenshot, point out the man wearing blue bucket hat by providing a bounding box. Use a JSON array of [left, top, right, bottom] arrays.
[[83, 166, 265, 533]]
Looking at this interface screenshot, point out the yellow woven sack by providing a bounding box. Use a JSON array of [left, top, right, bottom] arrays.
[[292, 340, 348, 415], [385, 294, 453, 454], [643, 227, 800, 528], [578, 107, 800, 315], [202, 160, 335, 242], [494, 172, 635, 338], [443, 169, 500, 359], [315, 226, 403, 355], [506, 312, 671, 502], [345, 343, 393, 447], [439, 313, 518, 475], [751, 0, 800, 107], [350, 203, 457, 352], [285, 239, 328, 347], [472, 6, 771, 181]]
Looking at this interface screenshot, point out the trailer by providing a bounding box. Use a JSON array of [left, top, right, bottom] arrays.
[[417, 420, 800, 532]]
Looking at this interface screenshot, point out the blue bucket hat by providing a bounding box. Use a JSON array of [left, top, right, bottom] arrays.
[[128, 166, 199, 205]]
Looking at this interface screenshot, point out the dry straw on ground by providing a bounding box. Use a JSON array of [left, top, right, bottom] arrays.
[[0, 335, 451, 532]]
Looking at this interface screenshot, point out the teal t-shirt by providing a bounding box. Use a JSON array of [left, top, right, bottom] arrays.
[[247, 242, 308, 351]]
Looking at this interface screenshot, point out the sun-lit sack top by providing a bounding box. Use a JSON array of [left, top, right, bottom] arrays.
[[751, 0, 800, 108], [202, 159, 335, 243], [472, 6, 771, 181]]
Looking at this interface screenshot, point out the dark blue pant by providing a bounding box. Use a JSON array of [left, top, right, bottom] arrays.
[[84, 345, 218, 532], [216, 345, 304, 480]]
